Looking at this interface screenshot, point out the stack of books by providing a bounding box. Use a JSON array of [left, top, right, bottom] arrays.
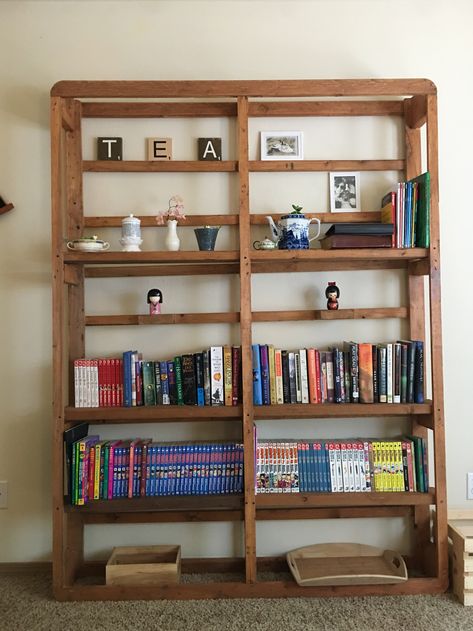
[[380, 171, 430, 248], [319, 223, 394, 249]]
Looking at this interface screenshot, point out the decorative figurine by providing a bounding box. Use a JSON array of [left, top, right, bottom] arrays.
[[326, 281, 340, 310], [147, 288, 163, 315]]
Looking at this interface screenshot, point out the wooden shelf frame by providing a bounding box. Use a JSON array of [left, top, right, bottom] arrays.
[[51, 78, 447, 601]]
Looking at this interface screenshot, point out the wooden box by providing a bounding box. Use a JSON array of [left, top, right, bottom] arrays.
[[448, 510, 473, 605], [106, 545, 181, 586]]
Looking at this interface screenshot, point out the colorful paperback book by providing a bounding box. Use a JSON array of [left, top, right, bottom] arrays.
[[143, 361, 156, 406], [167, 360, 177, 405], [231, 346, 241, 406], [174, 355, 184, 405], [210, 346, 224, 406], [159, 360, 170, 404], [260, 344, 270, 405], [252, 344, 263, 405], [181, 353, 197, 405], [194, 352, 205, 406], [223, 345, 233, 406], [63, 422, 89, 503]]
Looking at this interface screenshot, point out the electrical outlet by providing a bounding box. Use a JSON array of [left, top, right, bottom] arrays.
[[467, 473, 473, 500], [0, 481, 7, 509]]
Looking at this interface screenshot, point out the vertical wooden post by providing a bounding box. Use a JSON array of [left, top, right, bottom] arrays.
[[238, 96, 257, 583], [51, 95, 67, 596], [51, 96, 86, 597], [404, 97, 431, 574], [426, 93, 448, 589]]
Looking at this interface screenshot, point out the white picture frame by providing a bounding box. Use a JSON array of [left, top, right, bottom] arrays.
[[329, 172, 361, 212], [260, 131, 303, 160]]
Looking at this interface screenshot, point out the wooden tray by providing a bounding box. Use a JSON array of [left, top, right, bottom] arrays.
[[286, 543, 408, 586]]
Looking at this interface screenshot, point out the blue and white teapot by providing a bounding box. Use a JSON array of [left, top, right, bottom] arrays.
[[266, 205, 321, 250]]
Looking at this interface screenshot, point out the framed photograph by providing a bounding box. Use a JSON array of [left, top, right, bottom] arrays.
[[329, 172, 361, 212], [260, 131, 303, 160]]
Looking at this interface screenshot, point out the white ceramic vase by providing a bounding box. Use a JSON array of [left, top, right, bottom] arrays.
[[165, 219, 180, 251]]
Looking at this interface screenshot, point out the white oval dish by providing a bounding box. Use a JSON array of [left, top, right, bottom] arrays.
[[66, 238, 110, 252]]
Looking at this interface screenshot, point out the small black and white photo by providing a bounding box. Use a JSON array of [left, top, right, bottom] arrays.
[[261, 131, 303, 160], [330, 172, 361, 212]]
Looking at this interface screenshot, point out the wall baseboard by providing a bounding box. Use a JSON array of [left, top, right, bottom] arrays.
[[0, 562, 52, 574]]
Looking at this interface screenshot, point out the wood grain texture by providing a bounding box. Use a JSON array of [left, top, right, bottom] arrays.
[[426, 93, 448, 587], [83, 160, 237, 172], [82, 102, 237, 118], [84, 263, 240, 278], [249, 160, 404, 172], [249, 101, 404, 117], [85, 313, 240, 326], [64, 404, 243, 425], [54, 576, 444, 601], [51, 79, 437, 98], [85, 214, 238, 228], [252, 308, 408, 322]]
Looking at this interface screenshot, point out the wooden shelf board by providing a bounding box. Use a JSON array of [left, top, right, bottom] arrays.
[[83, 211, 382, 229], [253, 307, 408, 322], [57, 576, 443, 601], [85, 214, 238, 228], [78, 506, 411, 525], [249, 101, 405, 118], [84, 263, 240, 278], [68, 494, 243, 513], [51, 79, 437, 99], [80, 100, 404, 119], [251, 249, 427, 263], [83, 160, 237, 173], [64, 404, 243, 424], [256, 490, 435, 509], [251, 211, 381, 224], [82, 102, 238, 118], [85, 312, 240, 326], [82, 509, 243, 524], [254, 402, 431, 419], [249, 160, 404, 172], [64, 250, 240, 264], [85, 308, 408, 326], [65, 249, 426, 267]]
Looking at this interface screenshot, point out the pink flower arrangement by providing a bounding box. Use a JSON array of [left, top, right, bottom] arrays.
[[156, 195, 186, 225]]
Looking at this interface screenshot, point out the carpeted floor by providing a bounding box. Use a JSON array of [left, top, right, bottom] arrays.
[[1, 570, 472, 631]]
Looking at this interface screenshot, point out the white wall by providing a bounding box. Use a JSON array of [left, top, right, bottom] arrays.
[[0, 0, 471, 562]]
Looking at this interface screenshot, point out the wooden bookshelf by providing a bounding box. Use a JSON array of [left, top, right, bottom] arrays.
[[51, 78, 447, 601]]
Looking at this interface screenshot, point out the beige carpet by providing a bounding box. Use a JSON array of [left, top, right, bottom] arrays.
[[1, 570, 472, 631]]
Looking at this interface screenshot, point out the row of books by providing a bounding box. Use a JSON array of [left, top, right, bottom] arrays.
[[252, 340, 424, 405], [255, 437, 428, 494], [380, 171, 430, 248], [73, 346, 241, 408], [65, 428, 244, 505]]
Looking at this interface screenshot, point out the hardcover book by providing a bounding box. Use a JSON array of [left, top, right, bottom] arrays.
[[320, 234, 392, 249], [181, 354, 197, 405], [143, 361, 156, 406], [325, 222, 394, 236]]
